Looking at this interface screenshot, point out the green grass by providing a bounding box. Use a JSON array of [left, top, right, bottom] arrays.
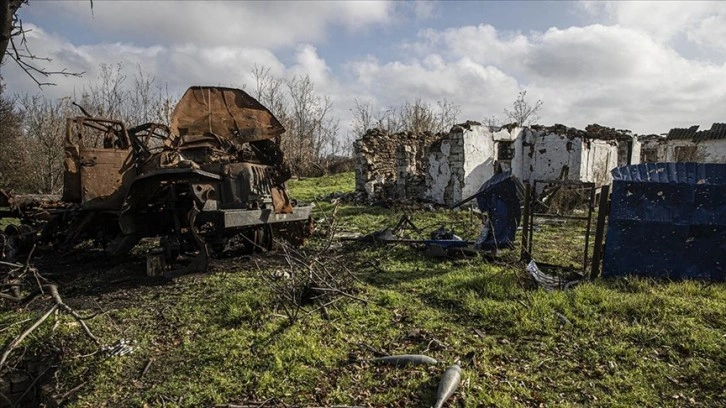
[[0, 172, 724, 407], [287, 171, 355, 202], [0, 211, 18, 231]]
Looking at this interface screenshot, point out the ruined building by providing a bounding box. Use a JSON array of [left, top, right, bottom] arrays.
[[355, 122, 639, 205], [639, 123, 726, 163]]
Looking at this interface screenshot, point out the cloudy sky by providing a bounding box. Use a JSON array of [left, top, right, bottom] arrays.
[[4, 0, 726, 136]]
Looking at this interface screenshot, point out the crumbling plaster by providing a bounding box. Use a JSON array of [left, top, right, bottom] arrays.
[[641, 139, 726, 163], [697, 140, 726, 162], [356, 122, 639, 205]]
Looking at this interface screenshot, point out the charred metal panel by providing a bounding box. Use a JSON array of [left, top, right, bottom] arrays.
[[221, 206, 312, 228], [79, 148, 136, 210], [171, 86, 285, 147], [603, 162, 726, 281]]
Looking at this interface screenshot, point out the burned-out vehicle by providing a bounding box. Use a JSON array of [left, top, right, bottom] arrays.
[[0, 86, 313, 275]]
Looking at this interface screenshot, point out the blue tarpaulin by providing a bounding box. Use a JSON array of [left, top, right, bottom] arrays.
[[602, 162, 726, 281], [474, 171, 524, 250]]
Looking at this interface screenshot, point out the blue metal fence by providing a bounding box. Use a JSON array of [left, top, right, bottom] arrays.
[[602, 162, 726, 281]]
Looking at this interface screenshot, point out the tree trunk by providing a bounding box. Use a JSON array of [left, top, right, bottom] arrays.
[[0, 0, 23, 67]]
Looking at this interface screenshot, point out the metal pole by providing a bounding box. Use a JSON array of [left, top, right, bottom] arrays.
[[521, 183, 531, 261], [583, 184, 596, 272], [590, 184, 610, 278]]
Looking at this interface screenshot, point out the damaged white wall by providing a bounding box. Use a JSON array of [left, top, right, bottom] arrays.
[[639, 123, 726, 163], [640, 139, 726, 163], [581, 140, 620, 185], [356, 122, 638, 206], [528, 132, 584, 182], [422, 123, 632, 205], [696, 140, 726, 162], [424, 124, 495, 204], [461, 126, 496, 200]]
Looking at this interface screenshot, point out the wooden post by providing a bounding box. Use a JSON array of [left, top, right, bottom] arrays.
[[590, 184, 610, 279], [520, 183, 531, 261]]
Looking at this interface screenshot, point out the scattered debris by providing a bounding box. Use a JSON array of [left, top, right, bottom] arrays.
[[0, 253, 110, 408], [432, 363, 462, 408], [259, 239, 363, 324], [102, 338, 134, 358], [368, 354, 438, 366], [555, 312, 572, 326], [450, 171, 524, 250], [526, 260, 581, 291], [344, 172, 524, 260]]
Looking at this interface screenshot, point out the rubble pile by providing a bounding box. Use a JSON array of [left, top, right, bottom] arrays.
[[320, 190, 444, 211]]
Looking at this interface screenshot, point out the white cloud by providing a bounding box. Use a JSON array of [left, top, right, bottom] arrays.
[[5, 2, 726, 139], [23, 1, 394, 49], [414, 24, 529, 70], [578, 1, 726, 56], [410, 1, 438, 21], [289, 44, 331, 87], [2, 24, 288, 100], [343, 55, 520, 123], [524, 25, 681, 83], [687, 14, 726, 53], [369, 20, 726, 133]]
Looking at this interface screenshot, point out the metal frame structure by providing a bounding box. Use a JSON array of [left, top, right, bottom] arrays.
[[521, 179, 599, 274]]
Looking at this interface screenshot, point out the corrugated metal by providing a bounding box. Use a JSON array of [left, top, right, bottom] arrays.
[[665, 123, 726, 142], [693, 123, 726, 142], [603, 162, 726, 281], [666, 125, 699, 141]]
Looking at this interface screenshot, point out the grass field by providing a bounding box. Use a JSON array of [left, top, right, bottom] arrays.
[[0, 172, 724, 407]]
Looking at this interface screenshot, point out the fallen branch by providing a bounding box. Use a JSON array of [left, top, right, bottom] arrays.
[[139, 358, 153, 379], [44, 284, 100, 345], [0, 304, 59, 370]]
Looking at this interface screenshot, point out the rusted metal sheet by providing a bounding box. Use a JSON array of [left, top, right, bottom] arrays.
[[171, 86, 285, 147], [79, 148, 136, 209]]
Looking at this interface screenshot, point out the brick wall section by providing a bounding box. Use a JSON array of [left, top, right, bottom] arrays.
[[355, 128, 443, 199]]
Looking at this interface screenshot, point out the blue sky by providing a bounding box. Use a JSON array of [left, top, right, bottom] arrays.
[[4, 1, 726, 135]]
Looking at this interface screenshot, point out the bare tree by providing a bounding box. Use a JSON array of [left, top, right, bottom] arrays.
[[125, 66, 176, 125], [0, 85, 33, 191], [504, 90, 543, 126], [251, 64, 288, 123], [283, 75, 341, 175], [255, 66, 358, 175], [351, 98, 460, 138], [17, 94, 72, 193], [484, 114, 500, 128], [75, 62, 177, 126], [0, 0, 84, 87], [436, 99, 460, 133], [252, 67, 345, 175], [0, 1, 23, 65], [0, 63, 177, 194], [77, 62, 127, 120], [350, 99, 374, 137]]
